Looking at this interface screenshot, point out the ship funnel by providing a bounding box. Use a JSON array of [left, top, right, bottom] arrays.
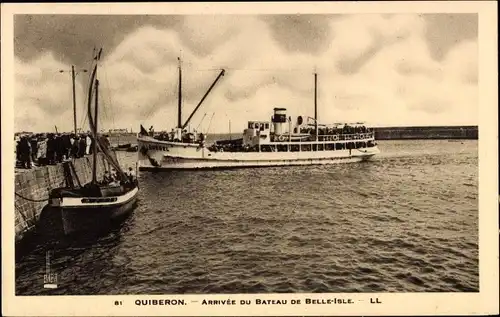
[[272, 107, 287, 135]]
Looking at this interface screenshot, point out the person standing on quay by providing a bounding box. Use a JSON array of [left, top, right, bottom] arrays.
[[37, 135, 47, 165], [86, 134, 92, 155], [30, 135, 38, 165], [56, 134, 65, 163], [46, 133, 56, 165], [72, 135, 80, 158], [15, 137, 21, 166], [19, 136, 32, 169], [62, 133, 72, 159], [78, 134, 87, 157], [69, 133, 75, 154], [88, 134, 94, 154]]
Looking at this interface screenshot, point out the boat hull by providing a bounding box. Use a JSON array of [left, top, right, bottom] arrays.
[[139, 155, 374, 170], [137, 142, 380, 170], [55, 187, 139, 235]]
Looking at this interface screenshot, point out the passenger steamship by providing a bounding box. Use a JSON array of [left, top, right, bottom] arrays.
[[137, 59, 380, 170]]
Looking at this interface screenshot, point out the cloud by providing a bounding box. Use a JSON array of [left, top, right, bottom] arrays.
[[442, 40, 478, 85], [262, 15, 335, 54], [14, 53, 88, 132], [317, 33, 478, 127], [423, 14, 478, 61], [13, 14, 478, 133], [14, 15, 183, 67], [177, 15, 245, 57]]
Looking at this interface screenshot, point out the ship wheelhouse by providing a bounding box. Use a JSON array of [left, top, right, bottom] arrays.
[[243, 120, 272, 147]]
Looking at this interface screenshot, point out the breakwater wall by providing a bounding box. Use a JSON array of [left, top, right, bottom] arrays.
[[373, 126, 478, 140], [14, 153, 110, 242]]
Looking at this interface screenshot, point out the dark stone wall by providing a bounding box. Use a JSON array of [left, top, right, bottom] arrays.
[[14, 153, 109, 242]]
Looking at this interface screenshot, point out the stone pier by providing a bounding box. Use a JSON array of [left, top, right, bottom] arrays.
[[14, 153, 110, 242]]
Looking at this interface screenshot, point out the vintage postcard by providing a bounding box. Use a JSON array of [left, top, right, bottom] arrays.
[[1, 1, 498, 316]]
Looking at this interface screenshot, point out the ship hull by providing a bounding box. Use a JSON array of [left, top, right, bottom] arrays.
[[55, 187, 139, 235], [139, 155, 374, 170], [137, 136, 380, 170]]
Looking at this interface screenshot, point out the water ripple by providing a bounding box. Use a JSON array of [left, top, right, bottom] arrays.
[[16, 140, 478, 294]]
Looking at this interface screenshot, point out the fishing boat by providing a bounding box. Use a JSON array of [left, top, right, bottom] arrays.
[[137, 60, 380, 170], [48, 50, 139, 235]]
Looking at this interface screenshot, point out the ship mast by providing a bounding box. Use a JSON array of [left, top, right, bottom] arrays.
[[71, 66, 77, 134], [86, 61, 98, 184], [177, 57, 182, 129], [92, 79, 99, 184], [314, 72, 318, 141]]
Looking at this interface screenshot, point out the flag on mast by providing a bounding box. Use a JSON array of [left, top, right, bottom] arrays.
[[139, 125, 149, 136]]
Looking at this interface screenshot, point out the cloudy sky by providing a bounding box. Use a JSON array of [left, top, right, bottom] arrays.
[[14, 13, 478, 133]]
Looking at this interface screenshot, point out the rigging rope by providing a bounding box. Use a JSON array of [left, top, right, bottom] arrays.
[[205, 112, 216, 135], [80, 52, 118, 134], [122, 62, 318, 129], [142, 103, 159, 122], [102, 64, 116, 131], [179, 63, 320, 73], [196, 113, 207, 131], [142, 92, 169, 123]]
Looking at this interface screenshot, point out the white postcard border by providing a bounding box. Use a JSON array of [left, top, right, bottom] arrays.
[[1, 1, 498, 316]]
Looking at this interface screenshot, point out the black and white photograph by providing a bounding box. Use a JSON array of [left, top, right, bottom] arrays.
[[2, 2, 498, 316]]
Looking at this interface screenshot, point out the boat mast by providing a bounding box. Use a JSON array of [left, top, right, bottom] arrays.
[[92, 79, 99, 184], [314, 72, 318, 141], [177, 57, 182, 129], [71, 65, 77, 135]]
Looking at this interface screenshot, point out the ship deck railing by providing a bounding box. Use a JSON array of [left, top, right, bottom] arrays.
[[276, 132, 375, 143], [320, 132, 374, 141]]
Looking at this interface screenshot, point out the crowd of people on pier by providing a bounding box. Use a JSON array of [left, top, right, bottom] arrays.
[[15, 132, 96, 169]]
